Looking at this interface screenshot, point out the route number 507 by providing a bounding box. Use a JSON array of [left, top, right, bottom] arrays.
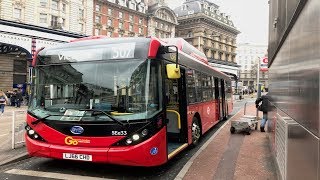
[[111, 46, 134, 59]]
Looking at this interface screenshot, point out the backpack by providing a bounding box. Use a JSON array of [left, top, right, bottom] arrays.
[[0, 96, 5, 103]]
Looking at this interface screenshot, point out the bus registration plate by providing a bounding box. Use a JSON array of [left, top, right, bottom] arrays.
[[63, 153, 92, 161]]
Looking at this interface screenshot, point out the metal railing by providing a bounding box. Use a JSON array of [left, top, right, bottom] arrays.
[[11, 110, 27, 149]]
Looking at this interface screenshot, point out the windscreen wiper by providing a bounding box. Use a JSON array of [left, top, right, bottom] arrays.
[[79, 109, 126, 127], [31, 114, 62, 125]]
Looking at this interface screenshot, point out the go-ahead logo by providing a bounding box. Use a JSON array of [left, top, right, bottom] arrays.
[[64, 136, 90, 146]]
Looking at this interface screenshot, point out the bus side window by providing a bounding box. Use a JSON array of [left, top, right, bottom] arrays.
[[186, 69, 196, 103], [214, 78, 219, 99], [194, 71, 202, 102]]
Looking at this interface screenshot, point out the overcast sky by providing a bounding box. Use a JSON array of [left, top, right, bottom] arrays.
[[167, 0, 269, 45]]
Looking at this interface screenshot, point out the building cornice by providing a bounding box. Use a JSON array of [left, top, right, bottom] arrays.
[[208, 58, 241, 67], [177, 13, 240, 34]]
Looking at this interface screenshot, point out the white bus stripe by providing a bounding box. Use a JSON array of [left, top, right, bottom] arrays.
[[5, 169, 116, 180]]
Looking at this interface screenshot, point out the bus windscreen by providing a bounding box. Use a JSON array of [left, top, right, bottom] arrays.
[[29, 59, 162, 122]]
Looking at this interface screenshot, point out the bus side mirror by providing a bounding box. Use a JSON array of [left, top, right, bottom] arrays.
[[166, 64, 181, 79]]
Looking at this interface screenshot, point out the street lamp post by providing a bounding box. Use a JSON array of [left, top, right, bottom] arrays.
[[256, 57, 261, 120]]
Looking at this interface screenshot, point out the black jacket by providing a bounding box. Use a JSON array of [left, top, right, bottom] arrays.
[[255, 95, 270, 113]]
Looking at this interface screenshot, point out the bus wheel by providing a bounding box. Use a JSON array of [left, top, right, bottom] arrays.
[[191, 117, 201, 146]]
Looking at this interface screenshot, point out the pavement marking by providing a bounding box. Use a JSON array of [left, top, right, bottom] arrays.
[[213, 133, 245, 179], [0, 133, 9, 137], [5, 169, 116, 180], [174, 108, 243, 180]]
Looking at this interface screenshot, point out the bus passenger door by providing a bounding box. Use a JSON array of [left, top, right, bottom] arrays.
[[165, 68, 188, 155], [220, 79, 227, 119], [214, 78, 220, 121]]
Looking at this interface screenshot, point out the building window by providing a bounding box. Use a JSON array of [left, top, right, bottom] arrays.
[[129, 15, 133, 22], [51, 15, 58, 27], [79, 23, 84, 32], [138, 27, 142, 34], [119, 12, 123, 19], [129, 2, 136, 10], [160, 23, 163, 29], [107, 31, 112, 37], [40, 0, 47, 7], [129, 24, 133, 31], [39, 13, 47, 23], [95, 4, 101, 12], [187, 31, 193, 37], [13, 8, 22, 19], [95, 29, 100, 35], [138, 5, 144, 13], [95, 16, 101, 23], [62, 18, 65, 27], [119, 0, 126, 6], [119, 22, 123, 29], [51, 0, 58, 10], [182, 4, 187, 10], [155, 21, 158, 27], [79, 9, 84, 19], [108, 8, 112, 16], [62, 3, 66, 12], [139, 18, 143, 24], [107, 19, 112, 26]]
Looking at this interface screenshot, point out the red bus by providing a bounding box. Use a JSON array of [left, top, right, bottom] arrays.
[[26, 37, 233, 166]]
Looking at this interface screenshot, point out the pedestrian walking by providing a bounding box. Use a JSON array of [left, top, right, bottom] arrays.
[[0, 91, 9, 116], [255, 93, 270, 132], [10, 91, 16, 106], [15, 89, 23, 108]]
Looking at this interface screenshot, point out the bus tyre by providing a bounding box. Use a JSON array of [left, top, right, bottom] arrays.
[[191, 117, 201, 146]]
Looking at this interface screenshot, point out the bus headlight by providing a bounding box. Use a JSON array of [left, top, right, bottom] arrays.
[[126, 138, 133, 145], [132, 134, 140, 141], [141, 129, 148, 136], [28, 129, 35, 135], [112, 115, 165, 146], [25, 125, 45, 142]]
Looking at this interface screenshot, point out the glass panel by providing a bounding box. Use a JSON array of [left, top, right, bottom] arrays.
[[30, 60, 162, 122]]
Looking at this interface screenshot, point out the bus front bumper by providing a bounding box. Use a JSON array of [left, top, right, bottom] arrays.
[[25, 128, 167, 166]]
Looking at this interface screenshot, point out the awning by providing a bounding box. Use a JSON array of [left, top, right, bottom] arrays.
[[0, 42, 32, 61]]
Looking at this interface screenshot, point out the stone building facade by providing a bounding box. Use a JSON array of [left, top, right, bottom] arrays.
[[93, 0, 148, 37], [174, 0, 240, 79], [147, 0, 178, 38], [236, 43, 268, 90], [0, 0, 93, 35]]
